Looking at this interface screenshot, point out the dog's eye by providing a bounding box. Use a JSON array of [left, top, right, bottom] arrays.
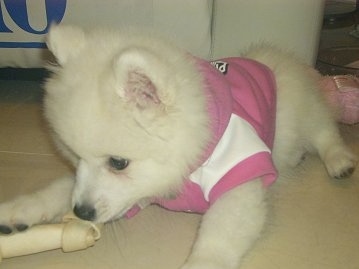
[[108, 157, 130, 171]]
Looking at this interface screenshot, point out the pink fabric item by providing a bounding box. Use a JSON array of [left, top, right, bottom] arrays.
[[320, 75, 359, 125], [126, 56, 278, 217]]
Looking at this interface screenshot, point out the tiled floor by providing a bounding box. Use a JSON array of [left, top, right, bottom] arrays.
[[0, 77, 358, 269]]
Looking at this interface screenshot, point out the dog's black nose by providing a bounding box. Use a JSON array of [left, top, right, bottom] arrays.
[[73, 204, 96, 221]]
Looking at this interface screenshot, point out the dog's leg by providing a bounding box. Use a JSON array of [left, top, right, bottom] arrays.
[[312, 126, 357, 179], [306, 108, 357, 178], [0, 176, 74, 234], [181, 178, 266, 269]]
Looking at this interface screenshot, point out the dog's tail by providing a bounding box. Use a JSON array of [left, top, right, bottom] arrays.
[[242, 45, 359, 125], [241, 44, 312, 76]]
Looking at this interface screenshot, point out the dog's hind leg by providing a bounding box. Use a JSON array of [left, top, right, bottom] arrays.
[[311, 124, 357, 179], [301, 97, 357, 179], [0, 176, 74, 234], [181, 178, 266, 269]]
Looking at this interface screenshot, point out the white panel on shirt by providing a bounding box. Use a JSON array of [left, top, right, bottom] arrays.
[[189, 114, 271, 201]]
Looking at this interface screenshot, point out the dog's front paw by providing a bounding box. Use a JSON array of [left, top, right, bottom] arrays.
[[0, 177, 74, 234], [0, 198, 41, 234], [0, 195, 55, 234]]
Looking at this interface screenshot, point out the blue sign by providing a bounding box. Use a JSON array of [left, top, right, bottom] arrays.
[[0, 0, 66, 48]]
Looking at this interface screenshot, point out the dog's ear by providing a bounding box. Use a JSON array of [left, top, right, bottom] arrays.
[[46, 24, 86, 65], [113, 47, 167, 109]]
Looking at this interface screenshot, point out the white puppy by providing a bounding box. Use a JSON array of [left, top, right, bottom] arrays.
[[0, 25, 357, 269]]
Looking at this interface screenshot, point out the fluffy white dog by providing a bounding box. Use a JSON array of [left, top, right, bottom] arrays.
[[0, 25, 357, 269]]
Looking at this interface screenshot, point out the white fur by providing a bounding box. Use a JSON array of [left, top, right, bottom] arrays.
[[0, 25, 357, 269]]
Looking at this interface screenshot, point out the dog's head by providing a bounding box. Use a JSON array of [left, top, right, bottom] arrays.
[[44, 25, 210, 222]]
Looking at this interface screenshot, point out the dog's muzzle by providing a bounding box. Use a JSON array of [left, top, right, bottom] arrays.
[[73, 204, 96, 221]]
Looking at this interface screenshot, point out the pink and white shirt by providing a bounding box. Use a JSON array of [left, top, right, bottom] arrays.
[[126, 56, 278, 217]]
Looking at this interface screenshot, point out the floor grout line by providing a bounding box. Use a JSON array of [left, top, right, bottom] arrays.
[[0, 150, 54, 156]]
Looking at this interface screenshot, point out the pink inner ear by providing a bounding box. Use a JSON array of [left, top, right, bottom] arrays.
[[126, 71, 161, 106]]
